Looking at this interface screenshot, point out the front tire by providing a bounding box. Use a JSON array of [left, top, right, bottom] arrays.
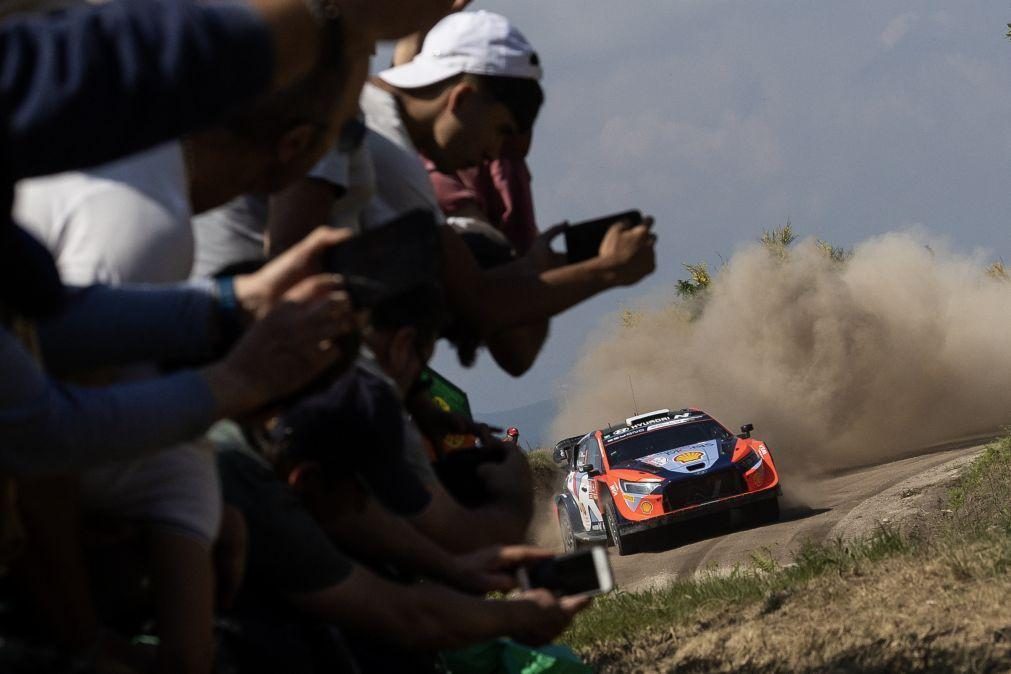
[[558, 511, 581, 552], [603, 497, 639, 556]]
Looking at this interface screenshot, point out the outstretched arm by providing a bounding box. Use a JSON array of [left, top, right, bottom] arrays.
[[289, 565, 588, 650]]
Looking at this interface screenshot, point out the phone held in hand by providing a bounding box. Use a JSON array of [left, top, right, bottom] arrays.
[[516, 546, 614, 598], [564, 209, 643, 264], [323, 209, 442, 309]]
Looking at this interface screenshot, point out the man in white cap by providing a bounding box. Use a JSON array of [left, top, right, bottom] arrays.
[[268, 11, 657, 379], [271, 9, 544, 240]]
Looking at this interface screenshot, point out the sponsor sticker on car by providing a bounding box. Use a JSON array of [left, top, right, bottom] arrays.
[[674, 450, 705, 464]]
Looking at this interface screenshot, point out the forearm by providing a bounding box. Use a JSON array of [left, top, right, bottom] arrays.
[[486, 320, 550, 377], [414, 488, 529, 554], [2, 0, 281, 180], [0, 329, 217, 473], [38, 284, 219, 375], [327, 496, 462, 587], [296, 567, 523, 650], [442, 227, 611, 336]]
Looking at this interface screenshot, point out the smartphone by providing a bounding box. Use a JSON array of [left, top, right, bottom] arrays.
[[516, 546, 614, 598], [564, 210, 644, 264], [323, 209, 441, 308]]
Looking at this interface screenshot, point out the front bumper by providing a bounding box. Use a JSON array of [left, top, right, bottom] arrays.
[[620, 485, 780, 536]]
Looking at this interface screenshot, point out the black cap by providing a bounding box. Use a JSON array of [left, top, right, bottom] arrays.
[[276, 366, 432, 516]]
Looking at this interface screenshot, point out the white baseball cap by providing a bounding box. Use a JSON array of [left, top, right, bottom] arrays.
[[378, 10, 542, 89]]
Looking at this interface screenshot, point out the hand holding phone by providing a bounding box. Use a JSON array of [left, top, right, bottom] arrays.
[[516, 546, 614, 598], [564, 210, 644, 264], [323, 209, 441, 308], [596, 215, 657, 287]]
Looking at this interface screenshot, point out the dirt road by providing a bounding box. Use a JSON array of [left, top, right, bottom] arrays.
[[610, 436, 992, 591]]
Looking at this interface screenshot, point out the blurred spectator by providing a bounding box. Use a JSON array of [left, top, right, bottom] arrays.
[[12, 56, 353, 673], [212, 418, 587, 673]]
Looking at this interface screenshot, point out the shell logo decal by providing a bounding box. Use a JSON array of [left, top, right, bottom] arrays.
[[674, 450, 705, 464]]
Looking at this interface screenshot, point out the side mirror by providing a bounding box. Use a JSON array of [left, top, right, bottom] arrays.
[[738, 423, 754, 439], [578, 463, 600, 477]]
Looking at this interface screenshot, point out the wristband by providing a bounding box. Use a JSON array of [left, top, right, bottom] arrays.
[[214, 276, 244, 353]]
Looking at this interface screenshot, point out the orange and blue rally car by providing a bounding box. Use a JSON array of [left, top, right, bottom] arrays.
[[554, 408, 781, 555]]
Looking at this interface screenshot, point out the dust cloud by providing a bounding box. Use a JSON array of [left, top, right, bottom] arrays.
[[552, 231, 1011, 474]]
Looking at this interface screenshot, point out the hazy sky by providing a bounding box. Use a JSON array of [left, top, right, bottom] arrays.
[[412, 1, 1011, 414]]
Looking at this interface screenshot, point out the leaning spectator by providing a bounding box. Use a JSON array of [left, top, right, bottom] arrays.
[[213, 414, 588, 673], [267, 10, 657, 376], [273, 281, 536, 553], [12, 54, 357, 672], [0, 0, 381, 469]]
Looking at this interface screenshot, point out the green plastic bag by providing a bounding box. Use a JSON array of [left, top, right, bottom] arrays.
[[443, 639, 591, 674]]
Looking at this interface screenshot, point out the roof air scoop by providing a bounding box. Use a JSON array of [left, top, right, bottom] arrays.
[[625, 409, 672, 426]]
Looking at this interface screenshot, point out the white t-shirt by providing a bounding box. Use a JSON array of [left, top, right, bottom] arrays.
[[13, 142, 221, 545], [310, 82, 444, 231], [15, 142, 193, 285]]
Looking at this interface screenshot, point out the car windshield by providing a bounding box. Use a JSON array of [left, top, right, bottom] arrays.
[[605, 420, 734, 466]]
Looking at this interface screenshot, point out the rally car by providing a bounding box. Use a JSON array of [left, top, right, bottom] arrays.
[[554, 408, 781, 555]]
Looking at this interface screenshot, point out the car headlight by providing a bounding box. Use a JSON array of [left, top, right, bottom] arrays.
[[734, 449, 763, 471], [619, 479, 662, 495]]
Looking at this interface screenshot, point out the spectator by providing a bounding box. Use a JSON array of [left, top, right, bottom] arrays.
[[189, 0, 467, 278], [390, 3, 538, 257], [0, 0, 381, 469], [213, 419, 588, 673], [505, 427, 520, 444], [268, 11, 656, 376], [273, 282, 535, 553], [10, 50, 366, 671]]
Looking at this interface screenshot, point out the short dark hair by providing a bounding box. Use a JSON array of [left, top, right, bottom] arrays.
[[468, 74, 544, 134], [370, 282, 448, 348]]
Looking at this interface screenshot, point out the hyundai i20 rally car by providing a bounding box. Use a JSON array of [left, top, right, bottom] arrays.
[[554, 408, 781, 555]]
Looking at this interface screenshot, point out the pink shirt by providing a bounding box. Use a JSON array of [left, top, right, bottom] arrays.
[[428, 157, 538, 254]]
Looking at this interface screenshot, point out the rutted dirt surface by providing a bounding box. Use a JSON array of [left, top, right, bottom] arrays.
[[602, 436, 993, 591]]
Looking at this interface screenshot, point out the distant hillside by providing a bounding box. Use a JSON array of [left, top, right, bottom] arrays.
[[474, 398, 558, 450]]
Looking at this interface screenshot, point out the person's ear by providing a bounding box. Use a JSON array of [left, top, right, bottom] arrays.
[[389, 326, 418, 373], [446, 81, 479, 116], [287, 461, 323, 492], [276, 123, 318, 166]]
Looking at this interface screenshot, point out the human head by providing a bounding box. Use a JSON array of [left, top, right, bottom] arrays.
[[365, 283, 448, 394], [378, 11, 544, 173], [272, 371, 406, 526], [506, 427, 519, 442], [212, 36, 373, 194]]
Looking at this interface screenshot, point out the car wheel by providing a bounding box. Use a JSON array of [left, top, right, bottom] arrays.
[[604, 497, 637, 556], [558, 512, 580, 553], [749, 496, 780, 525]]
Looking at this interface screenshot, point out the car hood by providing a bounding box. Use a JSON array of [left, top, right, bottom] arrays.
[[612, 439, 727, 478]]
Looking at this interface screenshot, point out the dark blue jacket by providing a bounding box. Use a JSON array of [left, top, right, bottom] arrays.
[[0, 0, 275, 314]]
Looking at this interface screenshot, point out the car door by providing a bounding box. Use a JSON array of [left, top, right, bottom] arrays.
[[574, 437, 604, 532]]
